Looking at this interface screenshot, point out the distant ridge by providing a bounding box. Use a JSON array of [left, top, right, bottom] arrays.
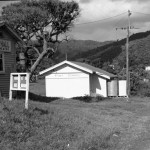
[[52, 40, 113, 63], [70, 30, 150, 68]]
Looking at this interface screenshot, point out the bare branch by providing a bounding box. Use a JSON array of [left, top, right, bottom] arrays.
[[33, 47, 40, 56]]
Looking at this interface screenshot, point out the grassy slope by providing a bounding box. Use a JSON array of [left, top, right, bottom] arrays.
[[1, 97, 150, 150]]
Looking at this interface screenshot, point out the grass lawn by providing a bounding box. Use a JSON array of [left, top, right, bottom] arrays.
[[1, 97, 150, 150], [30, 79, 46, 96]]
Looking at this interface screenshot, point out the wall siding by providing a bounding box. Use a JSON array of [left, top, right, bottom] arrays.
[[0, 28, 16, 97], [45, 65, 90, 98]]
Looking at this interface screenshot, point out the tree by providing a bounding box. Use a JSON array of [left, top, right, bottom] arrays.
[[2, 0, 80, 75]]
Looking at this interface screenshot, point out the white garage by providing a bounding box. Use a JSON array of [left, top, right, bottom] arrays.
[[39, 60, 116, 98]]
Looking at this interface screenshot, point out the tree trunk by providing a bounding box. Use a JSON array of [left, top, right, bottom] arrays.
[[30, 37, 48, 74]]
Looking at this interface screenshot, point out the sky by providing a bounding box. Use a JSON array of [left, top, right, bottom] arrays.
[[0, 0, 150, 42]]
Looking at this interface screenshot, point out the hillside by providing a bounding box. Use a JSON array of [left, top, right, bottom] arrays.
[[113, 34, 150, 70], [52, 40, 112, 63], [71, 31, 150, 69], [58, 40, 111, 54]]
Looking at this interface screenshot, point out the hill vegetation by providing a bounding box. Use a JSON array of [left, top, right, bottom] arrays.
[[72, 31, 150, 68], [51, 40, 112, 63]]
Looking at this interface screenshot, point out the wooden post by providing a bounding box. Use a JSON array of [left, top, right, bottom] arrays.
[[9, 73, 13, 101], [25, 73, 30, 109], [9, 90, 12, 101], [25, 90, 29, 109]]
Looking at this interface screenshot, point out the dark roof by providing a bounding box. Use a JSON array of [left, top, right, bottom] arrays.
[[71, 61, 116, 78], [0, 22, 22, 42]]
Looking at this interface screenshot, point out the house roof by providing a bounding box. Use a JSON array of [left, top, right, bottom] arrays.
[[39, 60, 117, 79], [0, 22, 22, 42], [71, 61, 116, 79]]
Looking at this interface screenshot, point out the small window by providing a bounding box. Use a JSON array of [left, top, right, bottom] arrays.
[[0, 53, 5, 73]]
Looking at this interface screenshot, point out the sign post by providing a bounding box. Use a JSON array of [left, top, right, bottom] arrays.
[[9, 73, 30, 109]]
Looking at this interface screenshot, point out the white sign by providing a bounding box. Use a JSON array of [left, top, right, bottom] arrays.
[[9, 73, 30, 109], [0, 39, 11, 52]]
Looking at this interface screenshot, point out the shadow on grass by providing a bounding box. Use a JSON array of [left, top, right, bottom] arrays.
[[29, 92, 59, 103], [72, 95, 109, 103], [33, 107, 49, 115], [13, 91, 59, 103], [14, 92, 110, 103]]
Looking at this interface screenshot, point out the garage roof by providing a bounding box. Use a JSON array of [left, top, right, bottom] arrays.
[[71, 61, 116, 79], [39, 60, 117, 79]]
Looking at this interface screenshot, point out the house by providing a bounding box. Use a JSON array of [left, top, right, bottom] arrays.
[[0, 22, 22, 97], [39, 60, 117, 98]]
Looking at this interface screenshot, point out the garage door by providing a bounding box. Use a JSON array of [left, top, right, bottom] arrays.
[[45, 73, 90, 98]]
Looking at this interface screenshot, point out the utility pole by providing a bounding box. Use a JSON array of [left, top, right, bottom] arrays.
[[116, 10, 132, 98], [126, 10, 131, 98]]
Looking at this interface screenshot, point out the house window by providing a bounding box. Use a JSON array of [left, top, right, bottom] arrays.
[[0, 53, 4, 73]]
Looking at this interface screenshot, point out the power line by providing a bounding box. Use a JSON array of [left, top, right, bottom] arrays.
[[115, 13, 127, 26], [114, 13, 129, 41], [75, 11, 150, 26], [132, 11, 150, 16], [75, 11, 127, 26]]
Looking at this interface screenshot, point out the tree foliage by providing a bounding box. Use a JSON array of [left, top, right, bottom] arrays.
[[2, 0, 80, 75]]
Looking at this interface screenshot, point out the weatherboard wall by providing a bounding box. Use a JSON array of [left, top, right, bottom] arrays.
[[0, 27, 16, 97], [45, 64, 90, 98]]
